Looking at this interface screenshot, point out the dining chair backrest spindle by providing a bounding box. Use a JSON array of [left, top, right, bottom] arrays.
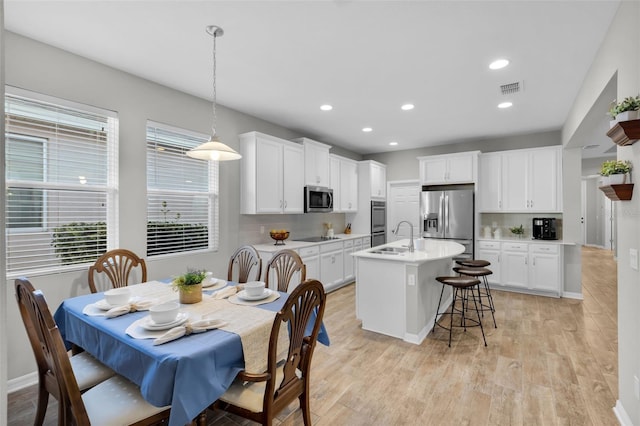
[[88, 249, 147, 293], [265, 249, 306, 292], [227, 245, 262, 284]]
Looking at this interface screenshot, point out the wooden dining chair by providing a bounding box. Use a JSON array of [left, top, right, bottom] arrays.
[[15, 278, 117, 426], [265, 249, 306, 292], [212, 279, 327, 425], [15, 279, 171, 426], [227, 245, 262, 283], [88, 248, 147, 293]]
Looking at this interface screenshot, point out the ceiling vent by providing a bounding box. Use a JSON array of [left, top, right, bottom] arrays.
[[500, 81, 523, 95]]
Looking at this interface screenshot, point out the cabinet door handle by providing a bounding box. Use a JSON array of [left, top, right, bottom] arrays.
[[533, 258, 536, 266], [284, 200, 287, 208], [525, 257, 528, 265]]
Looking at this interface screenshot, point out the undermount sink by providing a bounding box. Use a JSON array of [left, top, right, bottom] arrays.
[[368, 246, 409, 255]]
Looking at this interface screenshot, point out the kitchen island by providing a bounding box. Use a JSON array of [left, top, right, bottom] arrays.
[[352, 238, 464, 344]]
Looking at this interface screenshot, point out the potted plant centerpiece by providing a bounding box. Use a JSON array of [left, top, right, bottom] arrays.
[[609, 96, 640, 127], [600, 159, 632, 185], [172, 269, 207, 304]]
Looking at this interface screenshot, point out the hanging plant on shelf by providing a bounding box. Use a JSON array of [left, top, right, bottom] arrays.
[[609, 96, 640, 124], [600, 160, 632, 185]]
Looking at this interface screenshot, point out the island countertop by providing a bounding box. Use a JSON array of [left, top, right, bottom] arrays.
[[352, 238, 465, 264]]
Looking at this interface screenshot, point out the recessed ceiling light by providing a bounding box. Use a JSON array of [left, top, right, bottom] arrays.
[[389, 141, 398, 146], [320, 104, 333, 111], [362, 127, 373, 132], [401, 104, 414, 111], [489, 59, 509, 70], [498, 102, 513, 109]]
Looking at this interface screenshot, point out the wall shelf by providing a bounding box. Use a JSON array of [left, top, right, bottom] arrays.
[[599, 184, 634, 201], [606, 120, 640, 146]]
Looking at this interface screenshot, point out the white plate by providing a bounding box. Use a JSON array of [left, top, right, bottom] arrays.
[[140, 312, 188, 331], [202, 278, 226, 289], [236, 288, 272, 301]]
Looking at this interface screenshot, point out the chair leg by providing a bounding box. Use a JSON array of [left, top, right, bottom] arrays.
[[299, 389, 312, 426], [35, 383, 49, 426], [483, 276, 498, 328], [448, 288, 457, 347], [471, 285, 488, 347], [432, 283, 446, 334]]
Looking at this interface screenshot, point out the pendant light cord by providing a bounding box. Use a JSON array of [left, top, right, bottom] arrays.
[[211, 29, 218, 137]]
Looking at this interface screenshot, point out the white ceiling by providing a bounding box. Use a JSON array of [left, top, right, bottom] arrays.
[[4, 1, 620, 157]]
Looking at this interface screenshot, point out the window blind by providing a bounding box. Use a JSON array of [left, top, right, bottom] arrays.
[[146, 121, 218, 257], [5, 90, 118, 275]]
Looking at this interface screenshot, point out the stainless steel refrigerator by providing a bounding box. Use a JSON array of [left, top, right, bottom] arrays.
[[421, 187, 474, 259]]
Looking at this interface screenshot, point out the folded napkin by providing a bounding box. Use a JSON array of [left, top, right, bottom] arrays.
[[211, 285, 238, 300], [153, 319, 227, 345], [105, 300, 154, 318]]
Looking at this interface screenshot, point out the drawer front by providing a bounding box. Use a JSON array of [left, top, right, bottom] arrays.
[[530, 243, 559, 254], [478, 240, 500, 250], [502, 242, 528, 252], [362, 237, 371, 247], [343, 239, 354, 248], [321, 241, 343, 253], [298, 245, 320, 257]]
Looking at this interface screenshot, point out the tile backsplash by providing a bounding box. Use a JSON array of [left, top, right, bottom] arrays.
[[238, 213, 347, 245], [479, 213, 563, 240]]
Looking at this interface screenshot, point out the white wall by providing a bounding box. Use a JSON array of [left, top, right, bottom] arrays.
[[562, 1, 640, 423], [1, 0, 9, 420], [3, 32, 358, 382]]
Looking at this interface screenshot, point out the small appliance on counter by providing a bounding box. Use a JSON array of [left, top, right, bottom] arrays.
[[532, 218, 557, 240]]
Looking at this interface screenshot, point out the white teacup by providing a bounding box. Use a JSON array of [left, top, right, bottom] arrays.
[[149, 302, 180, 324], [104, 288, 131, 306], [244, 281, 265, 297]]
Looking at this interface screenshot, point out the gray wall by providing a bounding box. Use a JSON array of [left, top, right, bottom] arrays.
[[562, 1, 640, 423], [1, 0, 8, 419], [365, 130, 560, 181]]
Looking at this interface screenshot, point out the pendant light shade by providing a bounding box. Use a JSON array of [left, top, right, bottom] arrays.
[[187, 25, 241, 161]]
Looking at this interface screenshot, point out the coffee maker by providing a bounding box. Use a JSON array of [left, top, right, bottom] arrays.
[[532, 218, 557, 240]]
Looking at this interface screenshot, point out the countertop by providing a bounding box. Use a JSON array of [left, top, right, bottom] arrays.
[[253, 233, 370, 253], [352, 238, 465, 264], [477, 237, 575, 245]]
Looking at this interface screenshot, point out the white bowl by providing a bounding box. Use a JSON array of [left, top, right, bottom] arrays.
[[149, 301, 180, 325], [104, 288, 131, 306], [244, 281, 265, 297]]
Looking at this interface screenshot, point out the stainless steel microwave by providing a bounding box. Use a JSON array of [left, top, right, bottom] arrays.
[[304, 186, 333, 213]]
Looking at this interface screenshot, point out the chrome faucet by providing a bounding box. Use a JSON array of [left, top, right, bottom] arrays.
[[392, 220, 415, 252]]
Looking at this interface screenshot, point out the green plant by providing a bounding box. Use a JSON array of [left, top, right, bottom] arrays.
[[509, 224, 524, 235], [608, 96, 640, 118], [172, 269, 207, 292], [51, 222, 107, 265], [600, 160, 632, 176]]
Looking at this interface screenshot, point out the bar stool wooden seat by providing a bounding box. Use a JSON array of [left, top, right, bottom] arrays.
[[455, 259, 490, 268], [431, 276, 487, 347], [453, 266, 497, 328]]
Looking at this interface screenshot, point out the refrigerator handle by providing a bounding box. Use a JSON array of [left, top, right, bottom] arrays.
[[444, 195, 449, 235], [438, 194, 444, 234]]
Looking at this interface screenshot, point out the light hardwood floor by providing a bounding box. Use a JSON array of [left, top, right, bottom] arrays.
[[8, 246, 618, 425]]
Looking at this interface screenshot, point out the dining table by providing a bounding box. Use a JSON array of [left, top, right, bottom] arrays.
[[53, 279, 330, 426]]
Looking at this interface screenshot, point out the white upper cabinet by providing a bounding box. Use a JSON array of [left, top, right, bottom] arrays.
[[502, 146, 561, 212], [369, 161, 386, 198], [239, 132, 304, 214], [478, 146, 562, 213], [294, 138, 331, 187], [478, 153, 502, 211], [418, 152, 479, 185], [330, 154, 358, 213]]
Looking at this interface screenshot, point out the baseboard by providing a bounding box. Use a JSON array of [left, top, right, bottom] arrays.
[[614, 400, 632, 426], [562, 291, 584, 300], [404, 294, 453, 345], [7, 371, 37, 393]]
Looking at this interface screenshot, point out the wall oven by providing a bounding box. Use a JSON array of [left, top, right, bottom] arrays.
[[371, 201, 386, 247], [304, 186, 333, 213]]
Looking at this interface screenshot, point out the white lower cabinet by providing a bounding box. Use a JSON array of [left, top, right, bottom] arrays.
[[343, 239, 355, 282], [476, 241, 501, 285], [478, 240, 562, 297], [501, 242, 529, 289], [320, 241, 344, 291], [298, 245, 320, 284]]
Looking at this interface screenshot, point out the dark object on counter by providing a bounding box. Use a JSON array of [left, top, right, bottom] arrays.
[[532, 218, 557, 240]]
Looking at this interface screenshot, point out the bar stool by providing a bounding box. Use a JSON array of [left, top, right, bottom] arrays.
[[455, 259, 490, 268], [452, 265, 497, 328], [431, 276, 487, 347]]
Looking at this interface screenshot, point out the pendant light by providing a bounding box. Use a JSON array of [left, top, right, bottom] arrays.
[[187, 25, 242, 161]]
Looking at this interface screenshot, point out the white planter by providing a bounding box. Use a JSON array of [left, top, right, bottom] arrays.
[[608, 174, 627, 185], [615, 110, 639, 122], [610, 120, 617, 129]]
